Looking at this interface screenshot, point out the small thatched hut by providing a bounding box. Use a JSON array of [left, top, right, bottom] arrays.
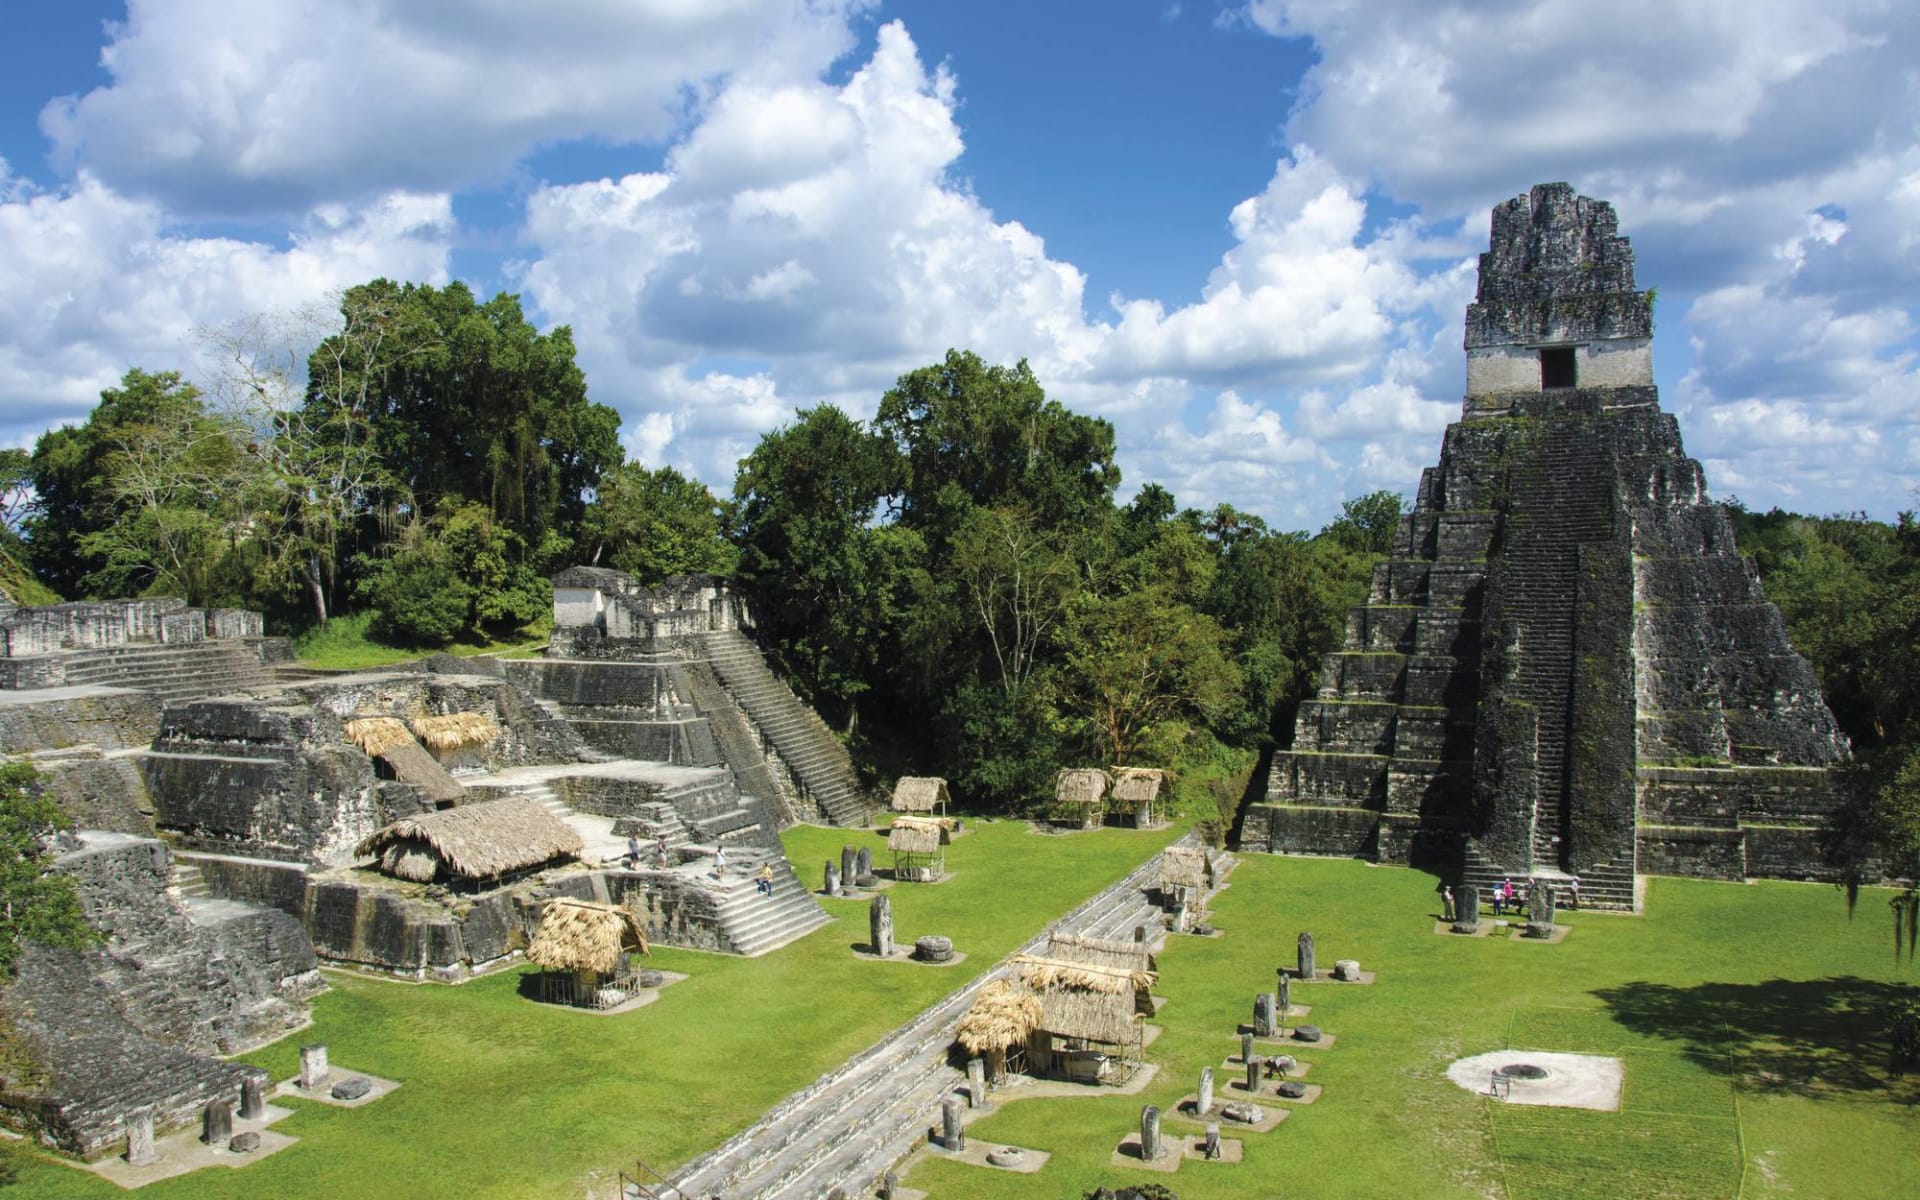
[[956, 978, 1043, 1080], [1047, 931, 1158, 991], [891, 776, 951, 816], [356, 797, 582, 886], [1052, 768, 1111, 830], [1109, 767, 1167, 827], [1152, 840, 1213, 890], [344, 715, 463, 808], [887, 815, 952, 882], [526, 898, 651, 1008], [409, 711, 501, 771], [1013, 952, 1149, 1082]]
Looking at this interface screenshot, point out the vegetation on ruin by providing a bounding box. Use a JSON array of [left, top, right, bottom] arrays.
[[0, 764, 99, 977]]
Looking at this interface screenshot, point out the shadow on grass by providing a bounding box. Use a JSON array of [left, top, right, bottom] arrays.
[[1593, 976, 1918, 1100]]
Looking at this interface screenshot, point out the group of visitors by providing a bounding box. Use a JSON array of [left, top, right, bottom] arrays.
[[1438, 873, 1583, 921], [620, 834, 775, 895]]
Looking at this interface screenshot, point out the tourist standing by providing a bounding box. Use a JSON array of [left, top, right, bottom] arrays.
[[1442, 886, 1456, 922], [714, 845, 728, 877], [626, 834, 642, 869], [757, 862, 776, 896], [1569, 875, 1581, 910]]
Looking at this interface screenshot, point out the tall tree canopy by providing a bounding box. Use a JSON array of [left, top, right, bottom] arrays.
[[584, 463, 736, 585], [308, 280, 621, 564]]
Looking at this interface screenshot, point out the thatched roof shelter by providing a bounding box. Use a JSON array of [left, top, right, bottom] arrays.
[[1046, 930, 1156, 975], [1054, 768, 1110, 806], [526, 899, 649, 974], [887, 815, 951, 854], [410, 711, 501, 753], [343, 716, 413, 756], [1159, 845, 1214, 892], [1013, 954, 1155, 996], [356, 797, 582, 883], [891, 776, 951, 813], [1033, 981, 1142, 1047], [1109, 767, 1166, 811], [956, 978, 1044, 1057], [375, 739, 465, 806]]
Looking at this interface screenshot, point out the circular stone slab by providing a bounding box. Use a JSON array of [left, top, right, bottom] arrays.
[[1276, 1081, 1308, 1099], [915, 935, 955, 962], [330, 1075, 372, 1101], [1333, 958, 1362, 981], [1291, 1024, 1322, 1042], [228, 1131, 261, 1154], [986, 1147, 1027, 1167], [1220, 1101, 1266, 1124], [1446, 1050, 1623, 1111]]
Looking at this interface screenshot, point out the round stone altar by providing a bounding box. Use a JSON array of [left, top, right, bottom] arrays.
[[1446, 1050, 1623, 1111]]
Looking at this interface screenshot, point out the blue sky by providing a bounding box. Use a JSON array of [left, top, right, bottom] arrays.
[[2, 1, 1915, 530]]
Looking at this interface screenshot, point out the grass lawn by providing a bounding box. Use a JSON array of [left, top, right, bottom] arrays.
[[4, 818, 1178, 1200], [905, 854, 1919, 1200], [9, 833, 1913, 1199], [290, 611, 549, 671]]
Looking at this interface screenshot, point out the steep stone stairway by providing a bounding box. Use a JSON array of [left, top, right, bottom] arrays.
[[1496, 418, 1620, 871], [655, 837, 1196, 1200], [59, 641, 279, 704], [696, 629, 877, 827], [710, 865, 836, 958], [1460, 846, 1636, 912]]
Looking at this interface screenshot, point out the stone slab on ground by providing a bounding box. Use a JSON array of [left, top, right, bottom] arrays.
[[272, 1069, 399, 1108], [1181, 1134, 1243, 1163], [1285, 967, 1377, 984], [1111, 1133, 1181, 1174], [1435, 920, 1495, 938], [1217, 1056, 1314, 1079], [1270, 1082, 1324, 1105], [1447, 1050, 1623, 1111], [1207, 1102, 1289, 1134], [1235, 1006, 1310, 1036], [1284, 1030, 1337, 1049], [80, 1105, 296, 1191], [925, 1137, 1049, 1173], [1508, 925, 1573, 944]]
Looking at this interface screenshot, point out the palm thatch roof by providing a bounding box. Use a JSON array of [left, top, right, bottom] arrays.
[[1012, 954, 1156, 996], [356, 797, 582, 882], [891, 776, 951, 812], [1109, 767, 1166, 810], [343, 716, 414, 757], [1159, 845, 1214, 891], [373, 738, 465, 805], [887, 815, 952, 854], [1047, 930, 1156, 974], [1035, 983, 1141, 1046], [1054, 768, 1111, 806], [410, 711, 501, 753], [526, 899, 649, 974], [956, 978, 1044, 1054]]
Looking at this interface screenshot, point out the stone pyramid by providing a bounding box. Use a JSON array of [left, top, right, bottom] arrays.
[[1241, 183, 1849, 909]]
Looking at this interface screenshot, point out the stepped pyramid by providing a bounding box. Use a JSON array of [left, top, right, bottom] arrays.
[[1242, 183, 1849, 906]]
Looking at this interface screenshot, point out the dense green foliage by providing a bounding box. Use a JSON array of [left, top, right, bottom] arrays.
[[730, 350, 1394, 810], [1726, 504, 1920, 894], [0, 764, 98, 976], [10, 281, 731, 650]]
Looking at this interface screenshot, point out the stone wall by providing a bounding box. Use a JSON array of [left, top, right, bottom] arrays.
[[0, 688, 162, 753], [0, 832, 319, 1158]]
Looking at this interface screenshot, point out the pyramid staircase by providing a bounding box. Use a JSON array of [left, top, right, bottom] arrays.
[[696, 629, 877, 827], [709, 862, 835, 957], [57, 640, 279, 704]]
